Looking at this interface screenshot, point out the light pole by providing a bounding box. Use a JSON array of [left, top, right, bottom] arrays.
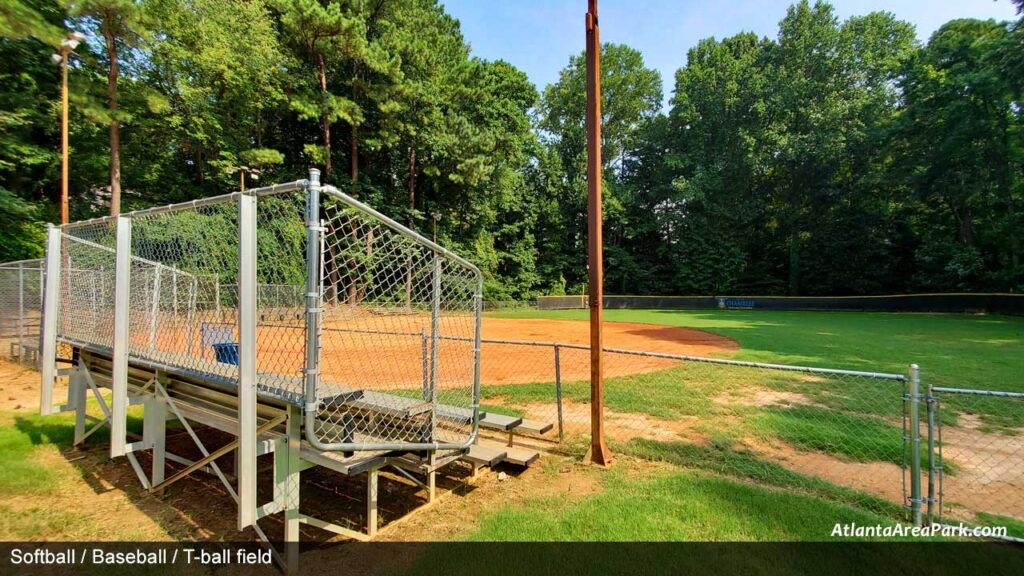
[[51, 32, 85, 225]]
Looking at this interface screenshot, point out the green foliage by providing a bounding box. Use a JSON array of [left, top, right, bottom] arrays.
[[0, 0, 1022, 298], [238, 148, 284, 168]]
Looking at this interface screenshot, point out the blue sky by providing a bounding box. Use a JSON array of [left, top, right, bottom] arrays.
[[442, 0, 1019, 102]]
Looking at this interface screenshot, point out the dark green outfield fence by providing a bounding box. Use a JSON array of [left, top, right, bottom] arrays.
[[538, 294, 1024, 315]]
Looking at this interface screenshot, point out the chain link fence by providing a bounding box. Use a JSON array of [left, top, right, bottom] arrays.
[[474, 339, 912, 519], [307, 187, 481, 450], [933, 387, 1024, 539], [0, 259, 45, 365], [42, 177, 482, 454]]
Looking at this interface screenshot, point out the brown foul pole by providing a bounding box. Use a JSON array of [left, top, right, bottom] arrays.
[[586, 0, 612, 465]]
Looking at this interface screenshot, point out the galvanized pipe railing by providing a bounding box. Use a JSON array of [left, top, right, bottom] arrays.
[[302, 181, 483, 453]]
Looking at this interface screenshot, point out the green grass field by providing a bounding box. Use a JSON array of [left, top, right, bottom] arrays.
[[1, 309, 1019, 543], [467, 309, 1024, 541], [487, 309, 1024, 392]]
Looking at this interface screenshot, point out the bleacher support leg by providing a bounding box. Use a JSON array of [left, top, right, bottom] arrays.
[[367, 468, 379, 538], [427, 451, 437, 503], [71, 367, 86, 445], [285, 405, 301, 574], [40, 224, 62, 416], [110, 214, 132, 458], [145, 395, 167, 486]]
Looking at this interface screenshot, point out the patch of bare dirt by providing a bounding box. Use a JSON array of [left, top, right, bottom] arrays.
[[0, 360, 173, 540], [0, 360, 64, 412], [744, 426, 1024, 523], [519, 399, 705, 444], [375, 455, 605, 542], [935, 414, 1024, 521], [716, 389, 819, 409]]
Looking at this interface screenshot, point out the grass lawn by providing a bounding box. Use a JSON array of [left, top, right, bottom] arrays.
[[467, 466, 893, 541], [468, 308, 1023, 540], [487, 309, 1024, 392], [0, 403, 151, 540]]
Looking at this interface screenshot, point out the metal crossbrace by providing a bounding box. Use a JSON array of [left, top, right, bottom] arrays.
[[152, 380, 238, 500], [152, 413, 285, 494], [388, 464, 428, 490], [78, 362, 112, 443], [148, 382, 287, 569], [125, 451, 151, 490]]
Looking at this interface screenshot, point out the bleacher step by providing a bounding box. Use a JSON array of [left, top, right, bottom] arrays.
[[479, 413, 523, 431], [464, 444, 506, 467], [502, 445, 541, 467], [514, 419, 552, 435]]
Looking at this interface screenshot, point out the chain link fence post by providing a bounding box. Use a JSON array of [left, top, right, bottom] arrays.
[[302, 169, 323, 446], [554, 343, 564, 443], [909, 363, 923, 526], [17, 262, 25, 363], [237, 187, 259, 530], [926, 382, 936, 524]]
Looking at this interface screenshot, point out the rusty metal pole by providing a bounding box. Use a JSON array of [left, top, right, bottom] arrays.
[[586, 0, 612, 465]]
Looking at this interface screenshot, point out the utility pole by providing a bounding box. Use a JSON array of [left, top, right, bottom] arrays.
[[586, 0, 611, 465]]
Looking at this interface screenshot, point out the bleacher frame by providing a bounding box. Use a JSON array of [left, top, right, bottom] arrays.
[[36, 171, 486, 571]]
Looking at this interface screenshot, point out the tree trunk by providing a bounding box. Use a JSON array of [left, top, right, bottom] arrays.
[[351, 124, 358, 189], [788, 227, 800, 296], [103, 17, 122, 215], [318, 54, 332, 181], [408, 147, 416, 219], [405, 146, 416, 307], [351, 62, 360, 191]]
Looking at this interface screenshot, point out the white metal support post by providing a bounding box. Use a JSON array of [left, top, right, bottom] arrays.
[[238, 190, 258, 530], [71, 366, 87, 444], [110, 215, 133, 458], [285, 404, 301, 573], [40, 225, 62, 415], [145, 395, 167, 486], [367, 468, 379, 537]]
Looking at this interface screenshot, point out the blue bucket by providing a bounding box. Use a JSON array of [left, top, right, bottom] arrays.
[[212, 342, 239, 365]]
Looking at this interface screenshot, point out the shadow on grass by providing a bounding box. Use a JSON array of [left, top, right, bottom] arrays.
[[619, 437, 906, 520], [2, 408, 483, 544]]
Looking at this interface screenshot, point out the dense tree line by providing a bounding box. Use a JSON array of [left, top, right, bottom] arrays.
[[1, 0, 1022, 297]]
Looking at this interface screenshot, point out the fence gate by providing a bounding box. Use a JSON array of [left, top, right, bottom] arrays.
[[931, 386, 1024, 539]]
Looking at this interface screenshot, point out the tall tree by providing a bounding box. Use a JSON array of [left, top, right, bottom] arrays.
[[69, 0, 148, 215], [274, 0, 365, 181], [538, 43, 662, 291], [896, 18, 1022, 290], [145, 0, 287, 194]]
